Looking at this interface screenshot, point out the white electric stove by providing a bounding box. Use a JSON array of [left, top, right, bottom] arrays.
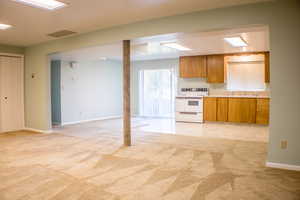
[[175, 88, 208, 123]]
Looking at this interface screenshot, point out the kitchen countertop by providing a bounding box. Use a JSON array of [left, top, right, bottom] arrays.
[[176, 95, 270, 99], [206, 95, 270, 98]]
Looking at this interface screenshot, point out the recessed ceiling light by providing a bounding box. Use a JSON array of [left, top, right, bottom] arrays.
[[0, 23, 12, 30], [161, 42, 191, 51], [224, 36, 248, 47], [13, 0, 67, 10]]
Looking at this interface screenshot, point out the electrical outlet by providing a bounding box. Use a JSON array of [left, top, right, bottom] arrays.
[[280, 140, 288, 149]]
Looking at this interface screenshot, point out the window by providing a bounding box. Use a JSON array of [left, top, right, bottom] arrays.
[[226, 55, 265, 91], [139, 68, 176, 118]]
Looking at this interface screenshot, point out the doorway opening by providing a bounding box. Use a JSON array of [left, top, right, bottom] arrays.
[[49, 25, 270, 143]]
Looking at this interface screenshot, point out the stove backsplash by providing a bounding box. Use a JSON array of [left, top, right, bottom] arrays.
[[178, 77, 270, 97]]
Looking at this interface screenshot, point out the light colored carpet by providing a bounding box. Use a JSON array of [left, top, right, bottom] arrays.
[[0, 130, 299, 200]]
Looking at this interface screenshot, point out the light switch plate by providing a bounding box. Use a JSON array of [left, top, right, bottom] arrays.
[[281, 140, 288, 149]]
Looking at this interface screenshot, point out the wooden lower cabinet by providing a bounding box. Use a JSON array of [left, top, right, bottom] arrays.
[[204, 97, 217, 121], [256, 98, 270, 125], [228, 98, 257, 123], [203, 97, 269, 124], [217, 98, 228, 122]]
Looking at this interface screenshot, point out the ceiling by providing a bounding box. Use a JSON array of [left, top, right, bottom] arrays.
[[50, 26, 269, 62], [0, 0, 271, 46]]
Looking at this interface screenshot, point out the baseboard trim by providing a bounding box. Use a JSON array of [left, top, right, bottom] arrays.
[[266, 162, 300, 171], [0, 128, 24, 134], [61, 115, 122, 126], [23, 128, 53, 134]]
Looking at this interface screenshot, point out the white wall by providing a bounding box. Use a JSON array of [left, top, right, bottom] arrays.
[[60, 60, 122, 124]]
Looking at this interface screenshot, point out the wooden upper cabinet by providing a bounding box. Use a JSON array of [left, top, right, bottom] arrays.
[[217, 98, 228, 122], [256, 98, 270, 125], [207, 55, 225, 83], [204, 97, 217, 121], [228, 98, 257, 123], [192, 56, 207, 77], [179, 56, 207, 78], [264, 52, 270, 83]]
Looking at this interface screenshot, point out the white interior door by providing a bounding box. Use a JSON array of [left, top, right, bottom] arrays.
[[0, 56, 24, 132]]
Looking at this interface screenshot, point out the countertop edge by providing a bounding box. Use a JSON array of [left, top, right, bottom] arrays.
[[205, 95, 270, 99]]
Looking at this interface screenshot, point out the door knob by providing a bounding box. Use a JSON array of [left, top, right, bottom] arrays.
[[4, 97, 8, 100]]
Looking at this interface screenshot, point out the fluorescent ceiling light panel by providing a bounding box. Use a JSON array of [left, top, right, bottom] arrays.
[[224, 36, 248, 47], [13, 0, 67, 10], [0, 23, 12, 30], [161, 42, 191, 51]]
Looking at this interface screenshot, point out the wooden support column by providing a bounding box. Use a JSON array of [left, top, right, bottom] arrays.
[[123, 40, 131, 146]]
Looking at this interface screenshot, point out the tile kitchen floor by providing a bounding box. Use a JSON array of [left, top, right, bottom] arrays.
[[135, 117, 269, 142], [54, 117, 269, 143]]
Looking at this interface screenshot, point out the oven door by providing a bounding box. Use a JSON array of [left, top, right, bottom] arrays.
[[186, 98, 203, 112]]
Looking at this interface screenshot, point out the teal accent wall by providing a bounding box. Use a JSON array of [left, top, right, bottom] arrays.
[[51, 60, 62, 125]]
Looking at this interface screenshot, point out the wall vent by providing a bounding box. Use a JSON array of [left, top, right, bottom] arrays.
[[48, 30, 76, 38]]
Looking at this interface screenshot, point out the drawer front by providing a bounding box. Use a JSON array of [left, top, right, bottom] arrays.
[[176, 112, 203, 123]]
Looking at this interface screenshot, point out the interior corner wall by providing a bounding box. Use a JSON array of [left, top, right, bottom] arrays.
[[24, 0, 300, 166], [60, 59, 122, 124]]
